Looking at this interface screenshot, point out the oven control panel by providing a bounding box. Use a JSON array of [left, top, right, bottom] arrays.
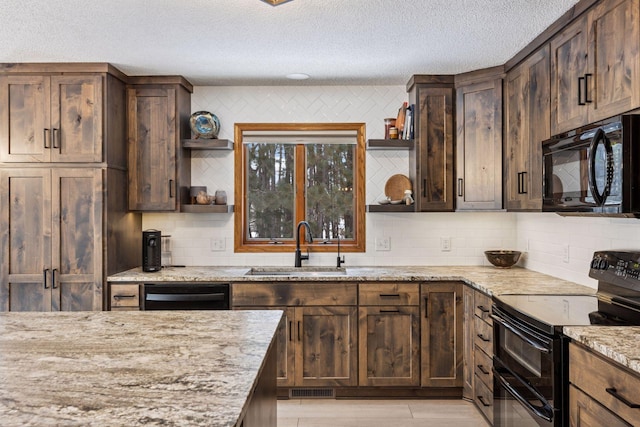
[[590, 250, 640, 282]]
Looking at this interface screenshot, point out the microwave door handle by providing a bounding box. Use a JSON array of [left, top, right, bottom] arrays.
[[493, 367, 554, 422], [588, 128, 611, 206]]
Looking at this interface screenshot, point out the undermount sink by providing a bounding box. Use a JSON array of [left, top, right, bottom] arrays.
[[245, 267, 347, 277]]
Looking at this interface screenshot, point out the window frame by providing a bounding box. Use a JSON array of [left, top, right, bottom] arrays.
[[234, 122, 366, 253]]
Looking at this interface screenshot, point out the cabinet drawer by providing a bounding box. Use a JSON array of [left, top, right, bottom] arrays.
[[474, 345, 493, 390], [474, 315, 493, 356], [570, 342, 640, 426], [359, 283, 419, 306], [474, 291, 492, 324], [474, 373, 494, 424], [232, 282, 357, 307], [109, 284, 140, 308]]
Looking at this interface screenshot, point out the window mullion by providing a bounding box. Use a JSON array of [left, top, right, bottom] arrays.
[[294, 144, 307, 241]]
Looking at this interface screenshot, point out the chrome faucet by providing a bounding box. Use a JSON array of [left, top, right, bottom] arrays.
[[295, 221, 313, 267]]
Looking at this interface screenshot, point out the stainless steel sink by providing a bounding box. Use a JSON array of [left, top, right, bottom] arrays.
[[245, 267, 347, 277]]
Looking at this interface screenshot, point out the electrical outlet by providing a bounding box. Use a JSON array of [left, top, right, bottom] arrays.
[[375, 237, 391, 251], [210, 238, 226, 251], [441, 237, 451, 252], [526, 238, 530, 251], [562, 244, 570, 263]]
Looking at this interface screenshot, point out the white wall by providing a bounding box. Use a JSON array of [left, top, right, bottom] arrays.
[[143, 85, 640, 289], [516, 213, 640, 288]]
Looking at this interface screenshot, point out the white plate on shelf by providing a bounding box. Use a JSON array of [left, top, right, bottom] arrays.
[[389, 200, 403, 205]]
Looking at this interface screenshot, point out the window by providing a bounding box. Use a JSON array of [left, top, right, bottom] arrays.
[[234, 123, 365, 253]]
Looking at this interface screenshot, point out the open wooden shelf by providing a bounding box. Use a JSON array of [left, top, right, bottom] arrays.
[[182, 139, 234, 150], [366, 204, 415, 213], [366, 139, 414, 150], [181, 204, 234, 213]]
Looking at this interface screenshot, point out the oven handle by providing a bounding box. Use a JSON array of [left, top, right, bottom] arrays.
[[494, 367, 554, 422], [490, 313, 551, 354], [145, 293, 227, 302]]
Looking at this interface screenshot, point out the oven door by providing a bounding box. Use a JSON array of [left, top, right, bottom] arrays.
[[491, 306, 560, 426]]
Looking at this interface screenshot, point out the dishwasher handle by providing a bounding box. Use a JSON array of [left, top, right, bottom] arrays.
[[145, 292, 226, 303]]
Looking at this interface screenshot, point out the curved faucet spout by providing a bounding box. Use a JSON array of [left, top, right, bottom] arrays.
[[295, 221, 313, 267]]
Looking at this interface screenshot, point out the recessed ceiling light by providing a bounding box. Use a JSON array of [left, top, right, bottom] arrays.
[[261, 0, 294, 5], [286, 73, 310, 80]]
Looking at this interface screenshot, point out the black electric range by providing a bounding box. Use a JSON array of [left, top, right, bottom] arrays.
[[494, 250, 640, 332], [491, 250, 640, 427]]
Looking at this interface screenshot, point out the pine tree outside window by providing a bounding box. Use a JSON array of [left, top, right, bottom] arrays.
[[234, 123, 366, 253]]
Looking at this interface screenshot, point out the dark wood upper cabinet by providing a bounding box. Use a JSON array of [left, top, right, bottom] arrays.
[[0, 74, 103, 163], [127, 81, 191, 211], [455, 72, 503, 211], [408, 76, 455, 212], [550, 0, 640, 134], [505, 46, 550, 211]]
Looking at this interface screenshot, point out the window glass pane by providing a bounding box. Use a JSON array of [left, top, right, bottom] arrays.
[[246, 143, 295, 240], [305, 144, 355, 240]]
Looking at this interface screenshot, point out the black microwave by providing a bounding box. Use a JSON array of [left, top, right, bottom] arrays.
[[542, 114, 640, 216]]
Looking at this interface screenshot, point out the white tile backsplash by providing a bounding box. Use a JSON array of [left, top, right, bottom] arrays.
[[142, 84, 640, 290]]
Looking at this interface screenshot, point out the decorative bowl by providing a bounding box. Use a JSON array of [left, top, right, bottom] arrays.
[[484, 250, 522, 268], [189, 111, 220, 139]]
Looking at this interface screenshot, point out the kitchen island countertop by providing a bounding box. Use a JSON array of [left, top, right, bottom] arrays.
[[0, 310, 282, 427]]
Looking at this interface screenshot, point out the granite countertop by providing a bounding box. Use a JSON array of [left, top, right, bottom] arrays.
[[563, 326, 640, 375], [107, 265, 597, 297], [0, 310, 282, 427]]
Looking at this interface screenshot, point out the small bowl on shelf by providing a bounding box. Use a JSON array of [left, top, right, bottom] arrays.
[[484, 250, 522, 268]]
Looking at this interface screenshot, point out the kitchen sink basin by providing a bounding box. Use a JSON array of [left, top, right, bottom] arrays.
[[245, 267, 347, 277]]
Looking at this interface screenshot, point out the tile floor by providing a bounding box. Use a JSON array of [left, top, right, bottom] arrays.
[[277, 398, 490, 427]]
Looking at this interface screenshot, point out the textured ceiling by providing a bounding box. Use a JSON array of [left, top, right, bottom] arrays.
[[0, 0, 580, 86]]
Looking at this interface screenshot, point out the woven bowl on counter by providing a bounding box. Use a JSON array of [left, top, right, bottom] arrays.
[[484, 250, 522, 268]]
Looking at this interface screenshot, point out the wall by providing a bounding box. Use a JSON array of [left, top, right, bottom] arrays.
[[143, 85, 640, 289], [516, 213, 640, 288], [144, 85, 516, 269]]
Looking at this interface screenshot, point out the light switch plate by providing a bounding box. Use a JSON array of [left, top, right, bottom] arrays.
[[211, 238, 226, 251], [375, 237, 391, 251], [441, 237, 452, 252]]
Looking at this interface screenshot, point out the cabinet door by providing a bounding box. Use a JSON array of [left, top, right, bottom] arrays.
[[421, 282, 463, 387], [0, 169, 52, 311], [569, 385, 631, 427], [0, 75, 51, 163], [550, 15, 590, 135], [456, 79, 503, 210], [358, 305, 419, 386], [415, 86, 454, 211], [51, 169, 103, 311], [462, 286, 475, 400], [295, 306, 357, 387], [127, 87, 177, 211], [589, 0, 640, 122], [50, 75, 103, 163], [505, 46, 549, 211]]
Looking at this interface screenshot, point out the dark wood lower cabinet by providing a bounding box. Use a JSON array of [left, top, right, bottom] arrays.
[[421, 282, 464, 387], [358, 305, 420, 386]]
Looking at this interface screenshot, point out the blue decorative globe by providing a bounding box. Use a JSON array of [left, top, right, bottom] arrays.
[[189, 111, 220, 139]]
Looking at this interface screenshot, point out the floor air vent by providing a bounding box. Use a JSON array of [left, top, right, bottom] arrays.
[[289, 388, 335, 399]]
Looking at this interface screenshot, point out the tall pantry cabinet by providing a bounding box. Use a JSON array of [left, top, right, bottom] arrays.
[[0, 64, 142, 312]]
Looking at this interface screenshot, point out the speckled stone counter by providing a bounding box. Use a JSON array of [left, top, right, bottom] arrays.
[[0, 310, 282, 427], [563, 326, 640, 375], [107, 265, 596, 297]]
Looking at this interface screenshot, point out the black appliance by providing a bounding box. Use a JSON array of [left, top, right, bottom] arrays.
[[542, 114, 640, 216], [142, 230, 162, 272], [491, 250, 640, 427], [143, 283, 230, 310]]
